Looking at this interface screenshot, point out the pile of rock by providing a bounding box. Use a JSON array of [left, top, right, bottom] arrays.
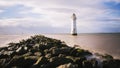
[[0, 35, 120, 68]]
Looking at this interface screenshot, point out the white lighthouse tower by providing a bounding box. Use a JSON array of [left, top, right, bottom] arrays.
[[71, 13, 77, 35]]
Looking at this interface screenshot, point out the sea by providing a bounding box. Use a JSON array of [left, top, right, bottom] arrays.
[[0, 33, 120, 59]]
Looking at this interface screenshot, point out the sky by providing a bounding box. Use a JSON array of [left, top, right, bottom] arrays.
[[0, 0, 120, 34]]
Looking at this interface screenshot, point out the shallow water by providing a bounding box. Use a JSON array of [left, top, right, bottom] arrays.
[[0, 34, 32, 47], [45, 33, 120, 59], [0, 33, 120, 59]]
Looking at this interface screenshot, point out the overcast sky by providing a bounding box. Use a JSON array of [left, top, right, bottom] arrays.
[[0, 0, 120, 34]]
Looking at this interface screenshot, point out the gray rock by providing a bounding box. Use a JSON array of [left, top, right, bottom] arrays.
[[5, 56, 38, 68], [57, 63, 77, 68], [82, 60, 93, 68], [15, 47, 27, 55], [32, 56, 48, 68]]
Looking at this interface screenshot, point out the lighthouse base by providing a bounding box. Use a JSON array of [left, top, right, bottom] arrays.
[[72, 33, 77, 36]]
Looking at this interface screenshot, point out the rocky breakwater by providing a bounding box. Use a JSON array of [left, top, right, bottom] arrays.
[[0, 35, 120, 68]]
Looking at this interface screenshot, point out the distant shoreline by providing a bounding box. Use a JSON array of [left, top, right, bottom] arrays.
[[0, 32, 120, 35]]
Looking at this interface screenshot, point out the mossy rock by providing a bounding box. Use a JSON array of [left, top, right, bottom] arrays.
[[5, 55, 38, 68], [45, 57, 73, 68], [102, 59, 120, 68], [102, 54, 113, 60]]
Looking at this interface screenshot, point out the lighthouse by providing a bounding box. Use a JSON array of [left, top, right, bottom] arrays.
[[71, 13, 77, 35]]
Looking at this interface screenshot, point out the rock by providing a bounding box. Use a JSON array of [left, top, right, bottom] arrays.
[[5, 55, 38, 68], [0, 50, 16, 59], [31, 56, 48, 68], [60, 47, 72, 55], [75, 57, 87, 68], [102, 59, 120, 68], [34, 52, 42, 56], [15, 46, 27, 55], [102, 54, 113, 60], [32, 44, 39, 51], [90, 59, 99, 68], [4, 51, 14, 55], [47, 57, 73, 68], [58, 54, 66, 57], [76, 48, 92, 57], [66, 56, 75, 62], [44, 49, 49, 54], [49, 47, 71, 56], [70, 48, 79, 57], [0, 59, 7, 67], [0, 47, 8, 51], [82, 59, 99, 68], [82, 60, 93, 68], [39, 44, 47, 51], [57, 63, 78, 68], [52, 48, 60, 56], [45, 53, 52, 59]]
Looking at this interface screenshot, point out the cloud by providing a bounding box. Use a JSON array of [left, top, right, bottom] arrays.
[[0, 10, 4, 13], [0, 17, 53, 27], [0, 0, 120, 34], [98, 18, 120, 22]]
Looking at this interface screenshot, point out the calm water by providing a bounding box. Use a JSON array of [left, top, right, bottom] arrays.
[[45, 34, 120, 59], [0, 34, 120, 59]]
